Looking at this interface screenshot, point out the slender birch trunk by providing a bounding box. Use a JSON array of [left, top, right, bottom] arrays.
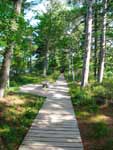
[[67, 50, 71, 77], [81, 0, 93, 87], [43, 51, 49, 77], [43, 41, 49, 77], [98, 0, 107, 83], [71, 52, 75, 81]]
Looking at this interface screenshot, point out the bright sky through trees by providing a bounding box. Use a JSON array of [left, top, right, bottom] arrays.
[[25, 0, 76, 25]]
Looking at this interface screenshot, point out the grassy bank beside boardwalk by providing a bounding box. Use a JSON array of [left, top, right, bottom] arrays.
[[67, 76, 113, 150]]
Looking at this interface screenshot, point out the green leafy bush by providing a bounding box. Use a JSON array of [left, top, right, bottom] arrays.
[[93, 85, 106, 98], [70, 84, 93, 106], [90, 122, 110, 139], [88, 103, 99, 113]]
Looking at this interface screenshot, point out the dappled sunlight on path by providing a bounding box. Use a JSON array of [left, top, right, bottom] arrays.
[[19, 75, 83, 150]]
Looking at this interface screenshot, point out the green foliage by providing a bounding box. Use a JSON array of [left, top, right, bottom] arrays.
[[10, 74, 44, 86], [67, 76, 113, 149], [103, 139, 113, 150], [69, 83, 92, 106], [10, 71, 60, 87], [92, 84, 106, 97], [68, 76, 113, 108], [90, 122, 110, 139]]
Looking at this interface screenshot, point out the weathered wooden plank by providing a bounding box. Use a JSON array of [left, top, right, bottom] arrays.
[[19, 145, 83, 150], [22, 142, 83, 148], [25, 133, 81, 138], [30, 126, 80, 131], [32, 120, 78, 127], [36, 118, 76, 121], [24, 137, 82, 143], [32, 123, 77, 128], [31, 123, 77, 127], [37, 114, 75, 118], [33, 121, 78, 124], [31, 125, 78, 129], [27, 130, 80, 135], [35, 119, 76, 123], [39, 112, 74, 115]]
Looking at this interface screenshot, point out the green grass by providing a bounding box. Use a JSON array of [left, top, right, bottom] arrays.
[[10, 71, 60, 87], [0, 92, 45, 150]]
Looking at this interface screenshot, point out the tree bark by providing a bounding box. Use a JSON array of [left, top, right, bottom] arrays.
[[81, 0, 93, 87], [71, 52, 75, 81], [0, 44, 14, 97], [94, 0, 98, 78], [67, 50, 71, 78], [0, 0, 22, 98], [43, 41, 49, 77], [14, 0, 22, 14], [43, 51, 49, 77], [98, 0, 107, 83], [29, 56, 32, 73]]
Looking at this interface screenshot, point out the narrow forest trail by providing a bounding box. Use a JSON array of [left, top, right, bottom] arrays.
[[19, 75, 83, 150]]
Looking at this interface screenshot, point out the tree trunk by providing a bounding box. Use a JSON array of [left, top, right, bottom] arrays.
[[98, 0, 107, 83], [0, 0, 22, 98], [14, 0, 22, 14], [28, 56, 32, 73], [67, 51, 71, 78], [0, 44, 14, 97], [81, 0, 93, 87], [71, 52, 75, 81], [43, 41, 49, 77], [94, 0, 98, 78], [43, 51, 49, 77]]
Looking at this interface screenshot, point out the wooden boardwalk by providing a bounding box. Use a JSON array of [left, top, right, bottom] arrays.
[[19, 75, 83, 150]]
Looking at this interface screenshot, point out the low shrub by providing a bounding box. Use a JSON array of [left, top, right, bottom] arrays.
[[90, 122, 110, 139]]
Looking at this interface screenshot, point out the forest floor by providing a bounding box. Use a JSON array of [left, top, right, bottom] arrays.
[[0, 92, 44, 150], [68, 78, 113, 150], [76, 104, 113, 150]]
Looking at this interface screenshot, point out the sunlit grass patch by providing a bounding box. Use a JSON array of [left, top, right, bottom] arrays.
[[76, 111, 90, 118], [89, 114, 111, 123]]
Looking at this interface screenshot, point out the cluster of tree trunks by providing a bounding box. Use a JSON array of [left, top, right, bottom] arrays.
[[81, 0, 108, 87]]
